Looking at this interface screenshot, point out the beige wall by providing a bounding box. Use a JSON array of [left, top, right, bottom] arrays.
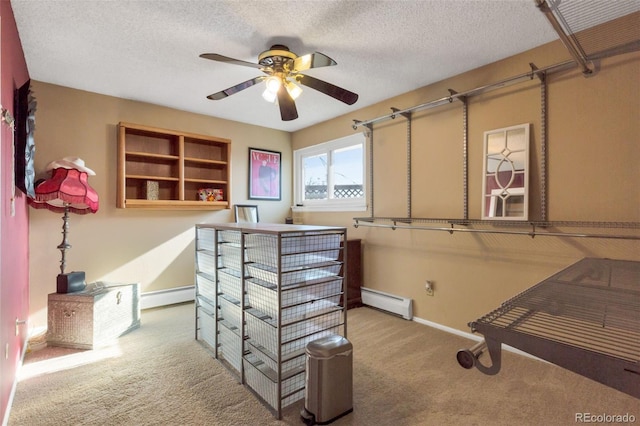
[[292, 41, 639, 331], [28, 40, 639, 334], [28, 83, 291, 329]]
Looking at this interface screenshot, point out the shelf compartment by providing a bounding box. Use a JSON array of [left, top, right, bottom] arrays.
[[247, 277, 343, 323], [184, 160, 228, 182], [245, 309, 342, 357], [244, 352, 306, 410], [184, 180, 227, 204], [184, 137, 229, 160], [122, 130, 178, 157], [125, 176, 178, 202], [124, 155, 179, 180]]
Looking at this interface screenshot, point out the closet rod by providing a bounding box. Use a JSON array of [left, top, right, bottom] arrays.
[[352, 60, 575, 129], [352, 220, 640, 240], [535, 0, 594, 75]]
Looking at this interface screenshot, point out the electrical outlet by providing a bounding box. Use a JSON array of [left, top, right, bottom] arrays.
[[5, 343, 9, 360], [425, 280, 434, 296]]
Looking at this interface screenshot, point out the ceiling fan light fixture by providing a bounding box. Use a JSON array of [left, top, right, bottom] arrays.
[[285, 80, 302, 100], [265, 76, 281, 93], [262, 76, 282, 103], [202, 44, 358, 120], [262, 87, 278, 103]]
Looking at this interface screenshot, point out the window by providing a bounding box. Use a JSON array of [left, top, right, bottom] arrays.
[[294, 133, 366, 211]]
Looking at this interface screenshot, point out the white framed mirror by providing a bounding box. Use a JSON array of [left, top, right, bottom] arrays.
[[234, 204, 259, 223], [482, 123, 529, 220]]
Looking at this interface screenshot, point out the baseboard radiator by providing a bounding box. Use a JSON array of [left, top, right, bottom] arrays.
[[140, 285, 195, 310], [361, 287, 413, 320]]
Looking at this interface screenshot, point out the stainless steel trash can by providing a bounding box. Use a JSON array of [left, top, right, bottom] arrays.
[[301, 335, 353, 425]]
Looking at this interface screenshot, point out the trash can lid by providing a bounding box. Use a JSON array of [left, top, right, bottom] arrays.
[[306, 334, 352, 357]]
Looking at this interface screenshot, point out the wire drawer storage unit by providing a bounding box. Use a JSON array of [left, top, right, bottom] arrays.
[[194, 223, 348, 418], [458, 258, 640, 399], [195, 224, 246, 373]]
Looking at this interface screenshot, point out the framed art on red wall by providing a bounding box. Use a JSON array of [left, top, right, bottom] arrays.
[[249, 148, 281, 200]]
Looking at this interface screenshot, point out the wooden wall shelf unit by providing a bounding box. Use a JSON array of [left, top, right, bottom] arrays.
[[117, 122, 231, 210]]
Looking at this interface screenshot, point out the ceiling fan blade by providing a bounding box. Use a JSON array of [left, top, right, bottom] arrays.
[[293, 52, 337, 72], [297, 74, 359, 105], [206, 76, 265, 100], [200, 53, 263, 69], [277, 84, 298, 121]]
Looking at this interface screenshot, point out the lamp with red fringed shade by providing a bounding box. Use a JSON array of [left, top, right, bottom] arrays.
[[28, 157, 99, 293]]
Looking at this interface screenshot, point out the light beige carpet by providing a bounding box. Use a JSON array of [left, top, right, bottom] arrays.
[[9, 303, 639, 425]]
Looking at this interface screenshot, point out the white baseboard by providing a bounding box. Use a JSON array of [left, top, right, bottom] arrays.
[[412, 315, 545, 362], [140, 288, 540, 361], [140, 285, 195, 310], [3, 337, 29, 426]]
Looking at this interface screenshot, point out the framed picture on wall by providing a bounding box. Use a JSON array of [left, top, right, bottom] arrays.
[[248, 148, 281, 200]]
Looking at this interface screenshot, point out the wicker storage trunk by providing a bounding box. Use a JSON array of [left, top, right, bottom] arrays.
[[47, 282, 140, 349]]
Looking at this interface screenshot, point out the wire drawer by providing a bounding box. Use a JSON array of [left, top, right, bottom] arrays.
[[195, 273, 216, 303], [245, 310, 342, 357], [218, 322, 243, 373], [196, 228, 216, 251], [244, 352, 306, 409], [196, 250, 217, 275], [218, 229, 241, 244], [246, 233, 340, 269], [218, 268, 243, 301], [219, 243, 244, 271], [219, 295, 242, 330], [246, 339, 307, 373], [247, 277, 342, 323], [246, 262, 341, 287], [196, 303, 216, 351]]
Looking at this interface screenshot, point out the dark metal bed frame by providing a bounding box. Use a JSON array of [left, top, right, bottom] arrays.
[[458, 258, 640, 399]]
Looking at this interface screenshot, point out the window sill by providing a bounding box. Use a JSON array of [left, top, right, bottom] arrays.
[[292, 204, 368, 213]]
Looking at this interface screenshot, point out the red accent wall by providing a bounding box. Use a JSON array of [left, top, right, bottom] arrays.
[[1, 1, 30, 422]]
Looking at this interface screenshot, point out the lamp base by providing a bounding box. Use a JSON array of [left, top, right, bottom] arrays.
[[57, 271, 87, 293]]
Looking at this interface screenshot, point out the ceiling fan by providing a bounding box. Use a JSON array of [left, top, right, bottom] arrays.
[[200, 44, 358, 121]]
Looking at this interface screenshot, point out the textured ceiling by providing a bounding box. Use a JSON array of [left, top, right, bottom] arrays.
[[10, 0, 565, 132]]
